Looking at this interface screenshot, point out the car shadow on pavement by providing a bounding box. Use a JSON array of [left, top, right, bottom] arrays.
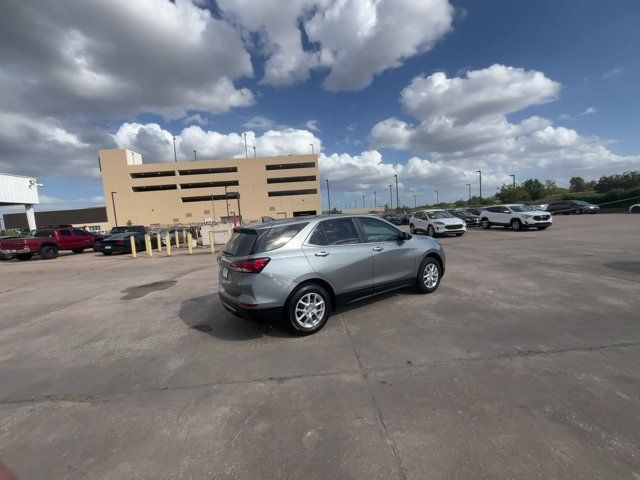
[[179, 294, 295, 341]]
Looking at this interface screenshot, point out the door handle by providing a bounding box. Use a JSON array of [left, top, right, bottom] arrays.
[[315, 251, 329, 257], [372, 246, 384, 252]]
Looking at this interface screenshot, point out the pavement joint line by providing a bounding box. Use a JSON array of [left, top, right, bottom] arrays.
[[1, 340, 639, 408], [339, 313, 408, 480]]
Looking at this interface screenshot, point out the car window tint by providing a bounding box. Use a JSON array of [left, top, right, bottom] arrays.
[[59, 230, 72, 236], [320, 219, 360, 245], [308, 224, 328, 246], [34, 230, 54, 238], [224, 229, 257, 256], [73, 229, 86, 236], [358, 218, 399, 242], [255, 223, 308, 252]]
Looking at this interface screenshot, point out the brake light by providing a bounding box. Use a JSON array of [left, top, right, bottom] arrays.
[[229, 257, 270, 273], [117, 240, 125, 245]]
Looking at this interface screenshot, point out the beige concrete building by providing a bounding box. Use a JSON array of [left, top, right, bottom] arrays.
[[99, 149, 321, 227]]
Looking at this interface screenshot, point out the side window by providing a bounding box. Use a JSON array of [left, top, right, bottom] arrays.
[[59, 230, 72, 237], [424, 213, 431, 220], [73, 229, 87, 236], [357, 218, 400, 242], [254, 223, 308, 252], [308, 224, 328, 246], [319, 219, 360, 245]]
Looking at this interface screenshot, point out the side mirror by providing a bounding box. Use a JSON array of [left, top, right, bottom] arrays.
[[398, 231, 412, 241]]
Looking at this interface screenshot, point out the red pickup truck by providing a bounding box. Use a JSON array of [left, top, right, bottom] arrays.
[[0, 227, 95, 260]]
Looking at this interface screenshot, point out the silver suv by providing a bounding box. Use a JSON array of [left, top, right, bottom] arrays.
[[218, 215, 445, 335]]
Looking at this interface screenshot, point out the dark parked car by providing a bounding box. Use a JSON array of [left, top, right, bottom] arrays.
[[101, 232, 158, 255], [547, 200, 600, 215], [465, 206, 489, 216], [94, 225, 148, 252], [448, 209, 480, 227]]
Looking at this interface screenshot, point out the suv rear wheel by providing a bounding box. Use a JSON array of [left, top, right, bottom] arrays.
[[416, 257, 441, 294], [481, 218, 491, 229], [427, 225, 436, 237], [410, 224, 416, 234], [286, 284, 331, 335], [39, 245, 58, 260]]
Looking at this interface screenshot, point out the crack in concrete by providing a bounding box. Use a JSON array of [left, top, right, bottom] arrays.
[[1, 340, 638, 409]]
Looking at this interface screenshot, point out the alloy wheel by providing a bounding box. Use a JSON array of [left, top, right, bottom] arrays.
[[423, 263, 439, 289], [294, 293, 326, 329]]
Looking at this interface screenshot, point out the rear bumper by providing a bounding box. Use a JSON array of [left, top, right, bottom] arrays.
[[102, 244, 130, 253], [0, 247, 31, 255], [218, 289, 283, 322]]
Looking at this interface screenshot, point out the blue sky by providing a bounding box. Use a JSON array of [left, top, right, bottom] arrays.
[[1, 0, 639, 215]]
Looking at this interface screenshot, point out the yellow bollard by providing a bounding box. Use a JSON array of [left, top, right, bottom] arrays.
[[156, 233, 162, 252], [175, 230, 180, 248], [129, 235, 137, 258], [187, 233, 193, 255], [165, 234, 172, 256], [182, 230, 187, 244], [208, 230, 215, 254], [145, 234, 153, 257]]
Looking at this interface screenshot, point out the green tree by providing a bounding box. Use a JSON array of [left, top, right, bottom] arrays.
[[126, 219, 133, 227], [521, 179, 545, 201], [495, 184, 525, 203], [595, 171, 640, 193], [569, 176, 587, 192]]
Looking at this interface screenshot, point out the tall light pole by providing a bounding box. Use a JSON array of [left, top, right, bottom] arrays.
[[388, 184, 393, 210], [362, 195, 365, 209], [243, 133, 248, 158], [394, 174, 399, 209], [310, 144, 315, 154], [252, 145, 256, 158], [326, 179, 331, 212], [509, 174, 516, 187], [412, 195, 417, 208], [193, 149, 197, 161], [435, 190, 439, 204], [373, 190, 377, 207], [466, 183, 471, 200], [224, 185, 230, 221], [476, 170, 482, 200], [173, 136, 177, 162], [110, 191, 118, 226]]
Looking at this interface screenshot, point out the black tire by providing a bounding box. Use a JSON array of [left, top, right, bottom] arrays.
[[39, 245, 58, 260], [102, 251, 113, 256], [481, 218, 491, 229], [631, 206, 640, 214], [410, 224, 416, 234], [511, 219, 523, 231], [427, 225, 436, 237], [285, 284, 331, 335], [72, 248, 84, 254], [574, 208, 582, 215], [415, 257, 442, 294], [16, 253, 33, 261]]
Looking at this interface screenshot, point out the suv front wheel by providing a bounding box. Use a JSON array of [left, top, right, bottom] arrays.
[[481, 218, 491, 229], [416, 257, 441, 294], [286, 284, 331, 335]]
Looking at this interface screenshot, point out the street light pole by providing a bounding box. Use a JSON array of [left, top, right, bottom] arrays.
[[211, 194, 216, 223], [326, 179, 331, 212], [310, 144, 315, 154], [466, 183, 471, 200], [373, 190, 377, 207], [173, 136, 177, 162], [412, 195, 417, 208], [243, 133, 248, 158], [193, 149, 197, 161], [110, 191, 118, 226], [224, 185, 230, 221], [509, 174, 516, 187], [388, 184, 393, 210], [252, 146, 256, 158], [476, 170, 483, 200], [394, 174, 399, 209], [435, 190, 439, 204], [362, 195, 365, 209]]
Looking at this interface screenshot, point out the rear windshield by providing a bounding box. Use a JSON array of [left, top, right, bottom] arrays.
[[223, 223, 308, 256]]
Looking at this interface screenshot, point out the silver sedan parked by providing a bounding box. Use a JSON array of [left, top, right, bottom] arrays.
[[218, 215, 445, 335]]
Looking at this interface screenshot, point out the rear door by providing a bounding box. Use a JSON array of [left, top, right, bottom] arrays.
[[302, 218, 374, 296], [56, 229, 74, 249], [355, 217, 415, 288], [73, 229, 94, 248]]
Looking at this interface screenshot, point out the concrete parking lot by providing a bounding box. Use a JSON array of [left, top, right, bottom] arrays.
[[1, 214, 639, 479]]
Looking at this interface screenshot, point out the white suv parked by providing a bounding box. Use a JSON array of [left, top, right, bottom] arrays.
[[409, 209, 466, 237], [480, 204, 552, 231]]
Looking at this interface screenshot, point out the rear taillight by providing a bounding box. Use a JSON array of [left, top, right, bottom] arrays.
[[229, 257, 270, 273], [117, 240, 125, 245]]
